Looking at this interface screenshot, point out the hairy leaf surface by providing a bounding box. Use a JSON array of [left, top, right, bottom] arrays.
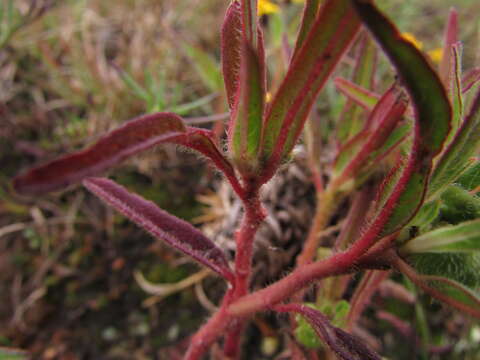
[[276, 304, 381, 360], [84, 178, 234, 281], [260, 0, 360, 181], [14, 113, 186, 195]]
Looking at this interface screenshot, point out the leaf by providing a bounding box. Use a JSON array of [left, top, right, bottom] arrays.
[[173, 127, 238, 187], [260, 0, 360, 182], [221, 1, 243, 109], [333, 83, 407, 183], [428, 87, 480, 199], [443, 43, 463, 148], [462, 67, 480, 94], [439, 184, 480, 224], [439, 8, 458, 88], [401, 219, 480, 254], [241, 0, 258, 48], [291, 0, 321, 61], [337, 33, 378, 143], [456, 160, 480, 191], [13, 113, 186, 195], [227, 41, 266, 175], [334, 77, 379, 111], [277, 304, 381, 360], [353, 1, 450, 155], [83, 178, 234, 282], [420, 275, 480, 318], [351, 0, 451, 237], [182, 43, 223, 93], [397, 254, 480, 318]]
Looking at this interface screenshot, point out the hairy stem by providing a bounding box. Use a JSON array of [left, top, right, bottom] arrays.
[[224, 187, 265, 358], [185, 184, 265, 359]]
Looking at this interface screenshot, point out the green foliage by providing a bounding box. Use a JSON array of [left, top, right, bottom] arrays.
[[294, 301, 350, 349], [407, 253, 480, 290]]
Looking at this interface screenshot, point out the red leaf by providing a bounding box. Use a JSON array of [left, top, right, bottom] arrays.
[[276, 304, 381, 360], [13, 112, 186, 195], [221, 1, 243, 109], [84, 177, 234, 282], [173, 127, 243, 197]]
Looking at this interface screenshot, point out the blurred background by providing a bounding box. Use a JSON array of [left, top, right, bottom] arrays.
[[1, 0, 479, 359]]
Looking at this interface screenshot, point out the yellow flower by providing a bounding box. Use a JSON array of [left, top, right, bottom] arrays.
[[265, 91, 272, 102], [428, 48, 443, 63], [258, 0, 280, 16], [401, 32, 423, 50]]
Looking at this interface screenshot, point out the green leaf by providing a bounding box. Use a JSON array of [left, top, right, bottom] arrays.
[[295, 303, 323, 349], [429, 88, 480, 199], [447, 44, 464, 147], [353, 1, 451, 156], [260, 0, 360, 181], [337, 33, 377, 143], [352, 0, 451, 236], [401, 219, 480, 254], [456, 160, 480, 191], [227, 42, 265, 175], [411, 199, 441, 228], [182, 43, 223, 93], [291, 0, 321, 61], [332, 83, 407, 184], [400, 253, 480, 318], [334, 77, 379, 111], [439, 184, 480, 224]]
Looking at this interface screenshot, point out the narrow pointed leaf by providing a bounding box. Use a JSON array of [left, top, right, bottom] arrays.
[[260, 0, 360, 181], [228, 41, 265, 175], [439, 8, 458, 88], [334, 77, 379, 111], [13, 113, 186, 195], [241, 0, 258, 48], [291, 0, 321, 62], [276, 304, 381, 360], [183, 43, 223, 93], [428, 87, 480, 199], [401, 219, 480, 254], [462, 67, 480, 94], [337, 33, 378, 142], [83, 177, 234, 282], [333, 83, 407, 182], [353, 1, 450, 155], [221, 1, 243, 109], [352, 0, 451, 237], [444, 43, 463, 148], [456, 160, 480, 191], [419, 275, 480, 318]]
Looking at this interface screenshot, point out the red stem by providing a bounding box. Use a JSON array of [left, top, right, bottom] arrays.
[[346, 269, 390, 329], [184, 183, 265, 359], [224, 186, 265, 358]]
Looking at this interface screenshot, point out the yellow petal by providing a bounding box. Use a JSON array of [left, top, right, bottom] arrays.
[[265, 91, 272, 103], [401, 32, 423, 50], [428, 48, 443, 63], [258, 0, 280, 16]]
